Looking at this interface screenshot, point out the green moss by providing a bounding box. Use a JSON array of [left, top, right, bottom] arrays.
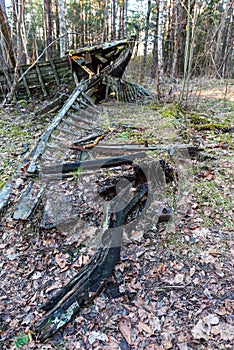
[[189, 113, 208, 125], [194, 122, 231, 131], [152, 103, 185, 119], [0, 180, 6, 190], [118, 131, 130, 140]]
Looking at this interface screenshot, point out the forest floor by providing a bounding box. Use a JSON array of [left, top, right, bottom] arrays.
[[0, 79, 233, 350]]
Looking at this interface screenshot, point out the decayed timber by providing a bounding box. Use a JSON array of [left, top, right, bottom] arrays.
[[73, 131, 108, 145], [34, 182, 149, 341], [35, 94, 68, 116], [0, 37, 136, 101], [27, 74, 104, 174], [13, 181, 45, 220], [0, 36, 200, 343], [26, 88, 83, 174], [0, 181, 12, 213], [90, 143, 198, 157], [0, 56, 74, 101], [40, 152, 146, 176]]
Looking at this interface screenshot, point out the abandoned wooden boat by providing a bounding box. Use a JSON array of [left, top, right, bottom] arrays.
[[0, 37, 136, 102]]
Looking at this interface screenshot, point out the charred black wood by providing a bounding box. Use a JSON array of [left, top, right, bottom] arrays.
[[40, 152, 146, 175], [157, 207, 173, 223], [34, 182, 148, 341], [20, 143, 29, 156]]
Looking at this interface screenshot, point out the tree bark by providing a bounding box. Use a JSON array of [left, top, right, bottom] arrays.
[[157, 0, 164, 79], [151, 3, 159, 80], [140, 0, 151, 83], [0, 0, 16, 67], [44, 0, 53, 59], [57, 0, 67, 57]]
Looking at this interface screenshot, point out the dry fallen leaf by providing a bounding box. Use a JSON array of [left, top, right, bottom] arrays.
[[118, 316, 132, 345], [173, 273, 184, 284], [55, 253, 69, 269], [211, 322, 234, 341], [138, 321, 154, 335], [192, 319, 210, 340], [88, 331, 108, 345]]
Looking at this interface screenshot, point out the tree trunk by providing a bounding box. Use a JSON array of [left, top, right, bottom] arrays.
[[102, 0, 107, 42], [44, 0, 53, 59], [112, 0, 116, 39], [157, 0, 164, 79], [171, 0, 187, 78], [57, 0, 67, 57], [151, 3, 159, 80], [222, 2, 234, 77], [3, 0, 24, 103], [140, 0, 151, 83], [0, 0, 16, 67]]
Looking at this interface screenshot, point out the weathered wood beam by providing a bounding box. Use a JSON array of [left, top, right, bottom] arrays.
[[40, 152, 146, 175], [35, 94, 67, 116], [67, 112, 95, 125], [90, 144, 198, 157], [35, 66, 47, 97], [13, 181, 45, 220], [27, 87, 83, 174], [72, 131, 108, 145], [50, 60, 60, 86], [62, 118, 93, 131], [19, 68, 31, 98]]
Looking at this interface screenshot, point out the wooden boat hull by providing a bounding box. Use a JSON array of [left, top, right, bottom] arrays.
[[0, 37, 135, 101]]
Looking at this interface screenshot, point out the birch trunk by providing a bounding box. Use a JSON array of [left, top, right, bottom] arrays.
[[57, 0, 67, 57], [157, 0, 164, 79]]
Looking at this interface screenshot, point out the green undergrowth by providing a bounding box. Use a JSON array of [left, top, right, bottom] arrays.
[[0, 104, 52, 189], [151, 102, 185, 119]]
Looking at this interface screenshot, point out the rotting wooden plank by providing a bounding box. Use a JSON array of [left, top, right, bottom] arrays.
[[34, 182, 148, 341], [91, 144, 198, 157], [73, 131, 108, 145], [67, 112, 95, 125], [13, 180, 45, 220], [80, 91, 96, 108], [72, 103, 100, 119], [0, 182, 12, 213], [50, 60, 60, 85], [71, 105, 99, 120], [56, 126, 81, 137], [63, 119, 93, 131], [41, 152, 147, 175], [35, 65, 47, 96], [75, 99, 103, 115], [27, 74, 103, 174], [19, 68, 31, 98], [27, 87, 82, 174], [35, 94, 67, 116]]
